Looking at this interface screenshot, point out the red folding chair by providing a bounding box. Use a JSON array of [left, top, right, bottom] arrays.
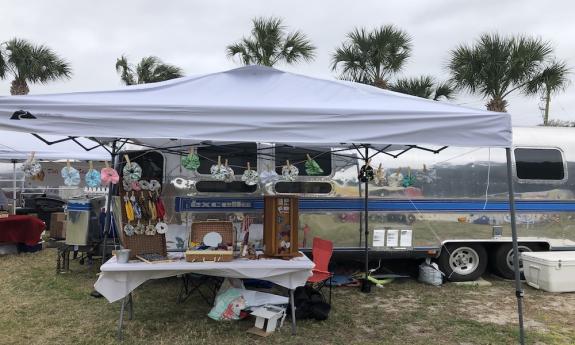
[[307, 237, 334, 304]]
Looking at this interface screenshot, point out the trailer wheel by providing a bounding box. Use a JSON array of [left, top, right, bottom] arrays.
[[491, 243, 543, 280], [438, 243, 487, 282]]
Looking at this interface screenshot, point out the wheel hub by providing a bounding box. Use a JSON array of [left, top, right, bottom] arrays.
[[449, 247, 480, 275]]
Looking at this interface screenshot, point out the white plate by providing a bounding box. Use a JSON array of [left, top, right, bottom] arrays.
[[203, 232, 223, 247]]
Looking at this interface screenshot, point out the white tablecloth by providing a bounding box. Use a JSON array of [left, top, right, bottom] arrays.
[[94, 253, 314, 303]]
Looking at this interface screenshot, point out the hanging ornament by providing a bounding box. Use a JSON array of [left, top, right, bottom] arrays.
[[416, 164, 436, 184], [387, 168, 404, 188], [145, 222, 157, 236], [101, 161, 120, 185], [61, 161, 81, 186], [30, 170, 45, 182], [149, 180, 161, 192], [305, 154, 324, 175], [241, 162, 259, 186], [259, 164, 279, 184], [21, 152, 42, 177], [358, 160, 374, 183], [181, 147, 201, 171], [138, 180, 150, 190], [223, 159, 235, 183], [402, 167, 417, 187], [155, 221, 169, 234], [130, 192, 142, 220], [282, 160, 299, 181], [85, 161, 101, 188], [123, 224, 135, 237], [373, 163, 387, 186], [134, 222, 145, 235], [122, 155, 142, 183], [210, 156, 228, 181], [155, 193, 166, 220], [122, 179, 133, 191], [124, 195, 135, 223]]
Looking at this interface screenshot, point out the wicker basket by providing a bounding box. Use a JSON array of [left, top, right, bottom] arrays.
[[122, 233, 167, 260], [185, 250, 234, 262], [190, 221, 234, 246]]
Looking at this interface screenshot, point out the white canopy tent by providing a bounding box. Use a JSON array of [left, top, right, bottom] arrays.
[[0, 65, 526, 344]]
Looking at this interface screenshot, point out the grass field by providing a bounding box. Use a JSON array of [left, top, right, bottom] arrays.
[[1, 249, 575, 345]]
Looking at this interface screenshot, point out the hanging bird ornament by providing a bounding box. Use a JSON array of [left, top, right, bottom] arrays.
[[181, 147, 201, 172], [241, 162, 259, 186], [373, 163, 387, 186], [281, 160, 299, 181], [304, 154, 323, 175], [358, 159, 374, 183]]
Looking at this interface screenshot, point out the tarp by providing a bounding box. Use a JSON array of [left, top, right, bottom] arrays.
[[0, 65, 511, 148], [0, 131, 110, 161]]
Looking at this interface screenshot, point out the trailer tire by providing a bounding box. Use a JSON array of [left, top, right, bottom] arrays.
[[491, 243, 543, 280], [438, 243, 487, 282]]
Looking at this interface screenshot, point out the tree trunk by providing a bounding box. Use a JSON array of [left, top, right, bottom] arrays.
[[10, 79, 29, 95], [543, 87, 551, 126], [373, 78, 388, 89], [486, 97, 508, 112]]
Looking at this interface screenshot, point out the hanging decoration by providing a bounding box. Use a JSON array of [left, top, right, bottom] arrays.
[[241, 162, 259, 186], [122, 179, 132, 191], [181, 147, 201, 171], [416, 164, 437, 184], [30, 170, 45, 182], [155, 221, 169, 234], [305, 154, 324, 175], [402, 167, 416, 187], [259, 164, 279, 184], [122, 155, 142, 183], [101, 161, 119, 185], [21, 152, 42, 178], [373, 163, 386, 186], [223, 159, 235, 183], [149, 180, 161, 192], [138, 180, 150, 190], [387, 168, 404, 188], [145, 222, 157, 236], [123, 224, 135, 237], [210, 156, 228, 181], [281, 160, 299, 181], [134, 222, 145, 235], [61, 161, 81, 186], [358, 160, 374, 182], [85, 161, 101, 188]]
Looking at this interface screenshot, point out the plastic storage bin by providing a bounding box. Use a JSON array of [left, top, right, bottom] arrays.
[[521, 251, 575, 292]]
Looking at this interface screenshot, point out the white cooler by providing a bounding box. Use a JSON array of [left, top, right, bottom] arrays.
[[521, 251, 575, 292]]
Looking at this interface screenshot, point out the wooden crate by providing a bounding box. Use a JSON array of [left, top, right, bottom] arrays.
[[263, 196, 299, 258]]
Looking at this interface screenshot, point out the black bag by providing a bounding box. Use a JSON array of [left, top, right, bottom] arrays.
[[291, 286, 331, 321]]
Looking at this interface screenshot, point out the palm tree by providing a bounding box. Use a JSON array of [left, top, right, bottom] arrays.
[[391, 76, 455, 101], [524, 60, 570, 125], [115, 55, 183, 85], [0, 38, 71, 95], [331, 25, 412, 89], [448, 33, 564, 112], [226, 17, 315, 67]]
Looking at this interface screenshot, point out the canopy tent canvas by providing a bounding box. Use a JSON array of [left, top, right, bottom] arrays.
[[0, 65, 526, 344]]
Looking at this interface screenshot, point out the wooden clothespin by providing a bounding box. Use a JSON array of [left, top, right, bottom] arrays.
[[306, 154, 312, 161], [124, 154, 131, 166], [217, 155, 221, 168], [105, 161, 110, 168], [247, 162, 251, 171], [286, 160, 291, 168], [89, 161, 94, 170]]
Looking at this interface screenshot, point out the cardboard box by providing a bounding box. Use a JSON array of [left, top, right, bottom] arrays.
[[51, 212, 66, 224], [50, 220, 66, 240]]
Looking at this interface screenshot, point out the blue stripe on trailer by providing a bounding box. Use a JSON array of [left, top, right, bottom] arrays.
[[174, 197, 575, 213]]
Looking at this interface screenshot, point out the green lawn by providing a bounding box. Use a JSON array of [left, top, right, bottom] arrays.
[[1, 249, 574, 345]]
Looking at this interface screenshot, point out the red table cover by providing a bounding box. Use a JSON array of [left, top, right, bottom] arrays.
[[0, 215, 46, 245]]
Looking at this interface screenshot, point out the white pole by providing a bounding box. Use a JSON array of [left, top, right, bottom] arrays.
[[12, 160, 17, 215]]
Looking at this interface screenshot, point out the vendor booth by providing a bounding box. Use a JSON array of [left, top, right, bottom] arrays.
[[0, 65, 527, 344]]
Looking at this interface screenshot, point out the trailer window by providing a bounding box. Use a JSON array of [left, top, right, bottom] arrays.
[[514, 148, 565, 181], [275, 182, 332, 194], [197, 143, 257, 175], [196, 181, 257, 193], [274, 146, 332, 176]]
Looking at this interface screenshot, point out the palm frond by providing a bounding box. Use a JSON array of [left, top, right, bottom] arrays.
[[281, 31, 315, 64], [434, 80, 455, 101], [115, 55, 135, 85], [524, 59, 570, 95]]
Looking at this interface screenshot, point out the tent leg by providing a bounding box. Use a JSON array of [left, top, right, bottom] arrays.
[[506, 148, 525, 345], [361, 146, 371, 293], [12, 160, 17, 215], [101, 141, 118, 263]]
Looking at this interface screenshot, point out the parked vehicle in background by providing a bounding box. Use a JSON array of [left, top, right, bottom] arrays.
[[123, 126, 575, 282]]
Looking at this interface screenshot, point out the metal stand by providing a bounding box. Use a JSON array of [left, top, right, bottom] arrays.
[[101, 140, 118, 263], [506, 148, 525, 345], [361, 146, 371, 293], [117, 293, 133, 340]]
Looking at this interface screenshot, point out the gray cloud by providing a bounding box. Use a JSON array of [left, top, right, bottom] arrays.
[[0, 0, 573, 126]]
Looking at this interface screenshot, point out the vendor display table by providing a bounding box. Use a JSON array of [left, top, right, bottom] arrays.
[[0, 215, 45, 246], [95, 252, 314, 338]]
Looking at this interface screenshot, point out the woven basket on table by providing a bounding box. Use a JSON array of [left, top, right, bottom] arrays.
[[185, 221, 235, 263]]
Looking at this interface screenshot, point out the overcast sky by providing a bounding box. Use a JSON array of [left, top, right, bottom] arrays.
[[0, 0, 573, 126]]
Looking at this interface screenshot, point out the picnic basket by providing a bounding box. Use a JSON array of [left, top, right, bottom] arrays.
[[185, 220, 235, 263]]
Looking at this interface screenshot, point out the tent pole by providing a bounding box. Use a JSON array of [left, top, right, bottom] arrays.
[[361, 146, 371, 293], [101, 141, 118, 263], [506, 148, 525, 345], [12, 160, 17, 215]]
